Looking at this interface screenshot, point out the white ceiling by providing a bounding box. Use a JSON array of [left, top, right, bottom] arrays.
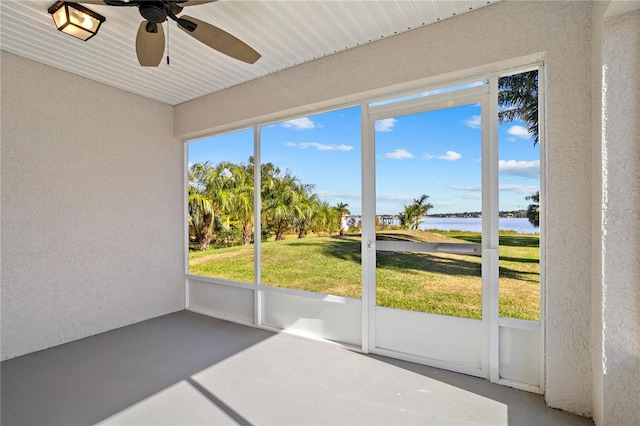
[[1, 0, 498, 106]]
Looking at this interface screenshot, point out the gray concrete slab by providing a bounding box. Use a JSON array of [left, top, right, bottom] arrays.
[[1, 311, 592, 425]]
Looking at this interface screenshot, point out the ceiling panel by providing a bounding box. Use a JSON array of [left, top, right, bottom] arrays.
[[451, 0, 474, 16], [0, 0, 498, 106]]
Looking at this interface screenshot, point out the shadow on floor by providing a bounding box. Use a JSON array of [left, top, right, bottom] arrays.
[[1, 311, 593, 426], [1, 311, 272, 426]]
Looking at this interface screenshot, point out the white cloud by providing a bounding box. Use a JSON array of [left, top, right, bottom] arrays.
[[286, 142, 353, 151], [384, 149, 413, 159], [499, 184, 539, 194], [499, 159, 540, 179], [283, 117, 316, 130], [449, 183, 539, 195], [378, 194, 413, 202], [316, 190, 361, 200], [507, 125, 531, 139], [461, 194, 482, 199], [422, 153, 435, 159], [450, 185, 481, 191], [465, 115, 481, 129], [437, 151, 462, 161], [433, 201, 454, 207], [375, 118, 397, 132]]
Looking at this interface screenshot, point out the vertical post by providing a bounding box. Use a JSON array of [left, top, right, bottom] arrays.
[[253, 125, 262, 327], [485, 76, 500, 382], [183, 141, 190, 309], [537, 63, 546, 393], [361, 101, 375, 353]]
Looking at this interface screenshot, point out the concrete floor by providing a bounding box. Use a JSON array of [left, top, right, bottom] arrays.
[[1, 311, 593, 426]]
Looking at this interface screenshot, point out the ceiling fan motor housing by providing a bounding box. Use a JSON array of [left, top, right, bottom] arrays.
[[139, 2, 168, 23]]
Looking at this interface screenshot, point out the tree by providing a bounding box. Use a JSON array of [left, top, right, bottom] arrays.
[[189, 156, 358, 245], [498, 70, 539, 145], [312, 201, 340, 235], [292, 183, 319, 238], [335, 202, 350, 215], [188, 162, 216, 249], [397, 207, 412, 230], [399, 194, 434, 230], [525, 191, 540, 228], [500, 71, 540, 228], [261, 168, 302, 241], [216, 162, 254, 245], [409, 194, 433, 230], [188, 159, 256, 249]]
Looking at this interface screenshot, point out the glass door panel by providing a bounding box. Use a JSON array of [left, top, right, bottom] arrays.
[[374, 104, 483, 319], [369, 96, 490, 378]]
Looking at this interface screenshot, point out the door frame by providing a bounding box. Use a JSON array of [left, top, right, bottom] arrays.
[[360, 81, 500, 380]]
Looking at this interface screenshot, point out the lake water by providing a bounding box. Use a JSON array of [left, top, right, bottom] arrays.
[[419, 217, 539, 234]]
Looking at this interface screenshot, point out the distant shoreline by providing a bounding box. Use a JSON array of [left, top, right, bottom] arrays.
[[420, 217, 538, 234]]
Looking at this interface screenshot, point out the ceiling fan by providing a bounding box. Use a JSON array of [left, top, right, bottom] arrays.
[[80, 0, 260, 66]]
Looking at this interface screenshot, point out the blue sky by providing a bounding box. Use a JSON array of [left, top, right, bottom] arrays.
[[189, 102, 539, 216]]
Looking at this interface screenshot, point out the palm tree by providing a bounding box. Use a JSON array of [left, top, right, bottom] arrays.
[[498, 70, 539, 145], [397, 206, 412, 230], [262, 170, 301, 241], [312, 201, 340, 235], [399, 194, 433, 230], [500, 71, 540, 228], [188, 162, 215, 249], [335, 202, 350, 215], [189, 160, 256, 248], [220, 162, 254, 244], [411, 194, 433, 230], [293, 186, 319, 238], [525, 191, 540, 227]]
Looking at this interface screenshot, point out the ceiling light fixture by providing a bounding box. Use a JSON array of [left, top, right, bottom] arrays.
[[48, 1, 105, 41]]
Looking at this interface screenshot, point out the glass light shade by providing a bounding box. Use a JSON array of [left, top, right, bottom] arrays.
[[48, 1, 105, 41]]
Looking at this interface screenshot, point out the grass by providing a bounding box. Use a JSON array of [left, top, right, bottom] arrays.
[[189, 230, 540, 321]]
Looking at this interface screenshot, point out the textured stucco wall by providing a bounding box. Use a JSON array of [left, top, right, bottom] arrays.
[[1, 52, 185, 360], [175, 1, 595, 416], [599, 8, 640, 425]]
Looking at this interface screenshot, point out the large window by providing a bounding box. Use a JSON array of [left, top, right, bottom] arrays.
[[187, 129, 255, 283], [186, 72, 541, 321], [187, 106, 362, 298], [260, 107, 362, 297]]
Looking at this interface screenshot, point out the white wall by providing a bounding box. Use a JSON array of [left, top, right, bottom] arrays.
[[174, 1, 595, 416], [1, 52, 185, 360]]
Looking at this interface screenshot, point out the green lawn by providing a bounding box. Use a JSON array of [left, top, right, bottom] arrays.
[[189, 230, 540, 321]]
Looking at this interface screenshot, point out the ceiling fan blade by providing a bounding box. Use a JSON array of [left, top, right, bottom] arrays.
[[136, 21, 165, 67], [180, 1, 217, 6], [178, 15, 260, 64]]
